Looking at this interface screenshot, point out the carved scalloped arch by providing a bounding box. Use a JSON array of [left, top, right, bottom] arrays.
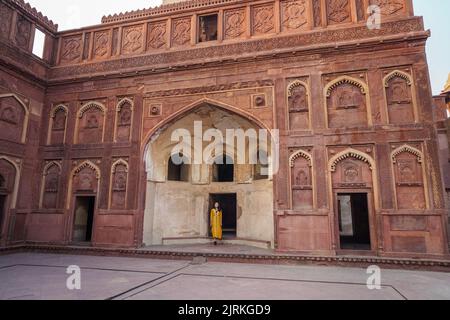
[[287, 80, 309, 97], [43, 161, 62, 175], [391, 144, 423, 164], [289, 149, 312, 168], [325, 76, 367, 97], [112, 159, 129, 173], [78, 101, 106, 118], [383, 70, 412, 87], [329, 148, 375, 172], [72, 160, 100, 179], [50, 104, 68, 118], [116, 98, 134, 112]]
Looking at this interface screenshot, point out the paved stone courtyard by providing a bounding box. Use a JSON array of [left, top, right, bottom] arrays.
[[0, 252, 450, 300]]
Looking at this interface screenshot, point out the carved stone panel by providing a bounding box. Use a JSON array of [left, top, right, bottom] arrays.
[[112, 28, 119, 55], [288, 81, 309, 130], [326, 0, 352, 25], [111, 162, 128, 209], [93, 30, 110, 59], [14, 16, 32, 50], [77, 105, 105, 144], [147, 21, 167, 50], [355, 0, 366, 21], [252, 4, 275, 36], [327, 82, 367, 128], [172, 17, 191, 47], [122, 25, 144, 55], [385, 75, 414, 124], [60, 35, 82, 64], [370, 0, 405, 16], [0, 96, 25, 143], [42, 164, 60, 209], [224, 8, 246, 40], [116, 100, 132, 142], [0, 3, 13, 40], [281, 0, 309, 32], [312, 0, 322, 27]]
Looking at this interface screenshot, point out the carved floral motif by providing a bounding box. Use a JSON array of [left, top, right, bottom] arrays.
[[252, 5, 275, 35], [122, 26, 144, 54], [172, 18, 191, 46], [61, 36, 82, 63], [224, 8, 245, 39], [281, 0, 308, 31], [326, 0, 351, 24], [148, 21, 167, 49], [93, 31, 110, 59]]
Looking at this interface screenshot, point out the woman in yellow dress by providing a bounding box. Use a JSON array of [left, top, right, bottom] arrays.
[[210, 202, 223, 244]]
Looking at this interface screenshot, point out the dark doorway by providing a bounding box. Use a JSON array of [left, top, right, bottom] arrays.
[[73, 196, 95, 243], [209, 193, 237, 239], [338, 193, 371, 250], [0, 195, 6, 232], [167, 154, 190, 182]]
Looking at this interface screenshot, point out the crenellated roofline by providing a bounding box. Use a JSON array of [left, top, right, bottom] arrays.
[[101, 0, 245, 24], [4, 0, 58, 32]]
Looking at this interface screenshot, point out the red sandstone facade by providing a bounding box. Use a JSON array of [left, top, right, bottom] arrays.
[[0, 0, 448, 258]]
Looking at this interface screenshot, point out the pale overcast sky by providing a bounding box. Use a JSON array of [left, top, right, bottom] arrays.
[[26, 0, 450, 94]]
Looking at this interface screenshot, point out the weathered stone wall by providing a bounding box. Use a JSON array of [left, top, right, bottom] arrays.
[[0, 0, 448, 257]]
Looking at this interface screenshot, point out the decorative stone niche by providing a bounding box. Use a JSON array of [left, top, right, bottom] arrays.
[[391, 144, 427, 210], [76, 102, 106, 144], [115, 98, 133, 143], [324, 76, 370, 129], [290, 149, 314, 210], [110, 159, 128, 209], [288, 79, 310, 130], [384, 70, 416, 125]]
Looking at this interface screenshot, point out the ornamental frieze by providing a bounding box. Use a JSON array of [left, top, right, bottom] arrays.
[[48, 18, 424, 81], [144, 80, 274, 98]]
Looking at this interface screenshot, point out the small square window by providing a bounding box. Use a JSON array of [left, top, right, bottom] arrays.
[[198, 14, 218, 43]]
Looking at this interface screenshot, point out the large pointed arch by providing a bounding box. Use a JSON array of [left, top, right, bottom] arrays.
[[143, 98, 276, 181], [141, 98, 272, 152]]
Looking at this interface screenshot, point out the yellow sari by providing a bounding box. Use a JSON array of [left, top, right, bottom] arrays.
[[210, 208, 223, 240]]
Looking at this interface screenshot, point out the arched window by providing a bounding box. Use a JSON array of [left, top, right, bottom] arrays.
[[167, 153, 190, 182], [212, 155, 234, 182], [0, 174, 5, 188]]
